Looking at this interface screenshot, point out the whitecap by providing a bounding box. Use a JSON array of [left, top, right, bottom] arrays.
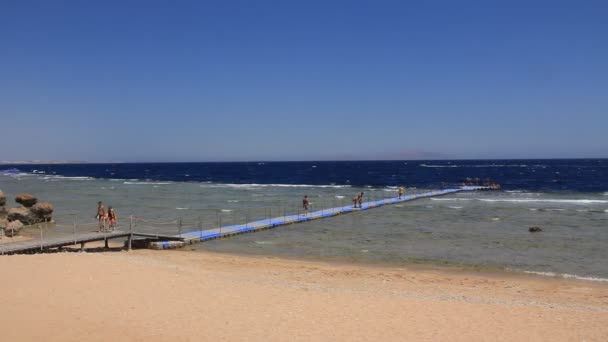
[[41, 175, 94, 180], [227, 200, 240, 203], [420, 164, 457, 168], [200, 183, 350, 189], [479, 198, 607, 204], [334, 195, 345, 199], [124, 181, 172, 185], [176, 207, 189, 210], [448, 206, 463, 209], [255, 241, 274, 245], [523, 271, 608, 282], [491, 217, 500, 221], [221, 209, 232, 212]]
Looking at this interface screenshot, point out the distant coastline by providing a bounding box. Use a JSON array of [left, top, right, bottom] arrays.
[[0, 160, 87, 165]]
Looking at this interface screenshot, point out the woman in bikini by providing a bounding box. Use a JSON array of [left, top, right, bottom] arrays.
[[107, 206, 118, 230]]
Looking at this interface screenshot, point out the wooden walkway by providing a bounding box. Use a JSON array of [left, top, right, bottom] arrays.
[[0, 230, 183, 255], [0, 231, 130, 255]]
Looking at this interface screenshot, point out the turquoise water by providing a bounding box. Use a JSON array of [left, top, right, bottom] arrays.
[[1, 172, 607, 279]]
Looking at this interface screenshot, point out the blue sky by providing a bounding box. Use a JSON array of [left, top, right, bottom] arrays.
[[1, 0, 607, 161]]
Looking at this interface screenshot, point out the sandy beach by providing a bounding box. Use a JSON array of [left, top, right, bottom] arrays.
[[0, 248, 606, 341]]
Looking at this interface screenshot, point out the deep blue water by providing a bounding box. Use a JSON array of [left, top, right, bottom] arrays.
[[2, 159, 607, 192]]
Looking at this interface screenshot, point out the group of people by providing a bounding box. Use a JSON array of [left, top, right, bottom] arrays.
[[302, 187, 409, 213], [462, 178, 501, 189], [95, 201, 118, 231]]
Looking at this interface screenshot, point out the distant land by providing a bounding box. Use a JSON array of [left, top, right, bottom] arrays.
[[0, 160, 87, 165]]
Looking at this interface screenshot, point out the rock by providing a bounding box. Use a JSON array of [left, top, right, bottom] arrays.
[[15, 193, 37, 207], [5, 220, 24, 237], [0, 191, 6, 207], [0, 218, 8, 229], [31, 201, 54, 222], [529, 226, 543, 232], [7, 207, 36, 225]]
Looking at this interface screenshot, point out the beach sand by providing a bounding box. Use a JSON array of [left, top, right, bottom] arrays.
[[0, 249, 607, 341]]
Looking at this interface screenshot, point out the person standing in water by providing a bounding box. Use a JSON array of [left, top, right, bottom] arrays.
[[352, 195, 359, 208], [398, 186, 405, 199], [302, 195, 310, 215], [358, 192, 364, 208]]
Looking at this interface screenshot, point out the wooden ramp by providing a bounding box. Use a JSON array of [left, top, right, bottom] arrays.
[[0, 231, 130, 255], [0, 231, 183, 255]]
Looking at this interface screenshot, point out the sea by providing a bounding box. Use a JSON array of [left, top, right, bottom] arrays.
[[1, 159, 607, 280]]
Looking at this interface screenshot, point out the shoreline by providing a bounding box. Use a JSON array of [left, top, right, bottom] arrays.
[[1, 248, 607, 341]]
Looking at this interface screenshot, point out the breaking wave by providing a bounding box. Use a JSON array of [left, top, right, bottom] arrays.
[[522, 271, 608, 283]]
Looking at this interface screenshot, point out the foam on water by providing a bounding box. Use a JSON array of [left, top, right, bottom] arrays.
[[432, 198, 607, 204], [522, 271, 608, 283], [199, 183, 351, 189]]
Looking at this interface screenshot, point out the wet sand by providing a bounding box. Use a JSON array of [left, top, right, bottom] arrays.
[[0, 249, 607, 341]]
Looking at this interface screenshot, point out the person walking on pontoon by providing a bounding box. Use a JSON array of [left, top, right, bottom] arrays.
[[303, 195, 310, 215]]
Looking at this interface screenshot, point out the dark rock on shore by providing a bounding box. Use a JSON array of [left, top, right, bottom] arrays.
[[7, 207, 36, 225], [5, 220, 24, 237], [15, 193, 37, 207], [0, 191, 6, 207], [31, 201, 54, 222], [529, 226, 543, 233]]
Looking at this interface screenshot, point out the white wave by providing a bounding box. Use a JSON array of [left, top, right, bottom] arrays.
[[200, 183, 350, 189], [432, 197, 607, 205], [255, 241, 274, 245], [448, 206, 463, 209], [227, 200, 240, 203], [479, 198, 607, 204], [523, 271, 608, 282], [221, 209, 232, 212], [41, 176, 94, 180], [491, 217, 500, 221], [334, 195, 345, 199], [420, 164, 457, 168], [124, 181, 172, 185], [175, 207, 189, 210], [420, 164, 532, 168]]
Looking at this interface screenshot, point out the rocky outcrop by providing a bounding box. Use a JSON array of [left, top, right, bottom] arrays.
[[5, 220, 24, 237], [7, 207, 36, 225], [31, 201, 54, 222], [0, 191, 6, 214], [15, 193, 37, 207]]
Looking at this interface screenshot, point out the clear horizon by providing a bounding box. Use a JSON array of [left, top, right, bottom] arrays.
[[2, 1, 607, 161]]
